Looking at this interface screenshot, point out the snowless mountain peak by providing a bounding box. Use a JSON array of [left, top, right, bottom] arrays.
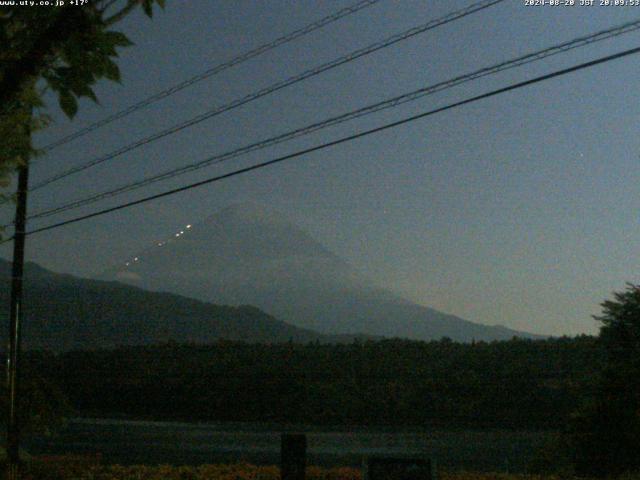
[[101, 203, 543, 342]]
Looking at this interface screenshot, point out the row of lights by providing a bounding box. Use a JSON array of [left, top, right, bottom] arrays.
[[124, 224, 192, 267]]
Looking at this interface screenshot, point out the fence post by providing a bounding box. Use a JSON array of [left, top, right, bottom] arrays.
[[281, 433, 306, 480]]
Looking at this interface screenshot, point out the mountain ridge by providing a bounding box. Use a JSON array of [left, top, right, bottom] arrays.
[[0, 258, 365, 351]]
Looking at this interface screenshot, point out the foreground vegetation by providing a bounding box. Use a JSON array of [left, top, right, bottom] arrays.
[[5, 284, 639, 477], [28, 336, 600, 429], [0, 335, 620, 475], [19, 459, 639, 480]]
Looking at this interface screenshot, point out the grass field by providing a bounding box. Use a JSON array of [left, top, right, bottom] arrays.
[[17, 459, 558, 480], [17, 458, 639, 480]]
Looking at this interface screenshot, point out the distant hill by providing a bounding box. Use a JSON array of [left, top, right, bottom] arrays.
[[0, 259, 349, 351], [103, 203, 544, 342]]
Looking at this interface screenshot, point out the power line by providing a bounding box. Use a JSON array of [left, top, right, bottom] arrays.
[[19, 44, 640, 238], [25, 18, 640, 222], [38, 0, 384, 152], [28, 0, 505, 192]]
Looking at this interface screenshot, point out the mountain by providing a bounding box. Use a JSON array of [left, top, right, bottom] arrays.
[[104, 203, 543, 342], [0, 259, 349, 351]]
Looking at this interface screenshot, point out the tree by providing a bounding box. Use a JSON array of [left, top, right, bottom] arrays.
[[571, 284, 640, 477], [0, 354, 72, 436], [0, 0, 167, 458], [0, 0, 166, 197]]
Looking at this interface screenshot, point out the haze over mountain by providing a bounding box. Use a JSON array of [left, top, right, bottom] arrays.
[[0, 259, 346, 351], [104, 203, 542, 341]]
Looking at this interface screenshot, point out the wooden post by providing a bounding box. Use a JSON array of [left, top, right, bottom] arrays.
[[281, 433, 306, 480]]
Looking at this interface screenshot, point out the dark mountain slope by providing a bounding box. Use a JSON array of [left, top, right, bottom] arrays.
[[0, 259, 343, 351]]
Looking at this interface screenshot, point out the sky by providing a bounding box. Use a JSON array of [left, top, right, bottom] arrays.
[[1, 0, 639, 336]]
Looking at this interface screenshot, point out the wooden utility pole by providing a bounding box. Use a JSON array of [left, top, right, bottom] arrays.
[[6, 160, 29, 480]]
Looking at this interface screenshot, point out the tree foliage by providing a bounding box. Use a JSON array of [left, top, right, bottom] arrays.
[[0, 352, 71, 435], [30, 336, 601, 429], [0, 0, 165, 192], [570, 284, 640, 477]]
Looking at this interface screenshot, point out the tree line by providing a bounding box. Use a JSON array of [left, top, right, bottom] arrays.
[[23, 335, 601, 429]]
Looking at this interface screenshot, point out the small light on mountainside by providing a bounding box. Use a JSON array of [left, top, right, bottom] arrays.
[[186, 225, 192, 229]]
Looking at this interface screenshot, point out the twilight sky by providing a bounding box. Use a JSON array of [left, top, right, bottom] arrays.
[[2, 0, 639, 336]]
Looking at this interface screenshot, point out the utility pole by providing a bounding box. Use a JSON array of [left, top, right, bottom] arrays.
[[6, 158, 29, 480]]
